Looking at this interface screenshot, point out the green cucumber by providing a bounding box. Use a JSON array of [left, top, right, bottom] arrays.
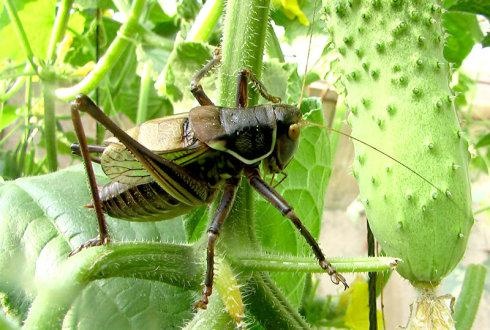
[[325, 1, 473, 325], [326, 0, 472, 285]]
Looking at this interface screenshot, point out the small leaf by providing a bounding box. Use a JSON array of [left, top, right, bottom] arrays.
[[443, 12, 483, 66], [476, 133, 490, 148], [341, 278, 384, 330], [483, 32, 490, 47], [0, 104, 18, 130], [447, 0, 490, 19], [155, 41, 213, 104]]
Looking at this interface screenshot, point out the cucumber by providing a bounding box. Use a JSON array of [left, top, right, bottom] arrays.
[[325, 0, 473, 300]]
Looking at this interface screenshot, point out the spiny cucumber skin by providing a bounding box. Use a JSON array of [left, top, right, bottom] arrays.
[[325, 0, 473, 284]]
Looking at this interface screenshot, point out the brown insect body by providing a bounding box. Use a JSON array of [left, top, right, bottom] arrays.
[[71, 58, 347, 308], [97, 104, 301, 221]]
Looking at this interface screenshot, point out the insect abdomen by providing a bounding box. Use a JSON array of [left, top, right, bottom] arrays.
[[99, 181, 198, 221]]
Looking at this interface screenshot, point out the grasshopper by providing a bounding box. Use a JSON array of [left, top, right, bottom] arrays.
[[70, 48, 348, 308]]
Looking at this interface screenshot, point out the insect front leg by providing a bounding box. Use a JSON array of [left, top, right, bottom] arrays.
[[244, 166, 348, 289], [72, 95, 213, 206], [190, 48, 221, 106], [70, 144, 106, 164], [236, 69, 282, 108], [70, 103, 109, 256], [195, 176, 241, 309]]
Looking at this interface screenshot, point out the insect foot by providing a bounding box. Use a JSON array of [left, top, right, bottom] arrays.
[[68, 236, 110, 257], [320, 259, 349, 290], [194, 286, 213, 310]]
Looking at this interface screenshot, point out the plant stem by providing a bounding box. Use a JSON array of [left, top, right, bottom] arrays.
[[55, 0, 146, 100], [474, 205, 490, 215], [42, 81, 57, 171], [23, 242, 202, 328], [4, 0, 38, 74], [0, 76, 25, 102], [46, 0, 74, 62], [266, 22, 285, 62], [218, 0, 271, 107], [245, 273, 311, 329], [230, 254, 398, 272], [186, 0, 224, 42], [217, 1, 312, 326], [136, 61, 152, 124], [454, 264, 487, 330], [217, 1, 270, 245], [18, 76, 33, 175]]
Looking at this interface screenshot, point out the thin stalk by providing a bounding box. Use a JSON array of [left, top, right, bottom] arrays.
[[42, 81, 57, 171], [0, 76, 25, 102], [46, 0, 74, 62], [367, 220, 377, 330], [266, 22, 285, 62], [454, 264, 487, 330], [136, 61, 152, 124], [474, 205, 490, 215], [55, 0, 146, 100], [4, 0, 38, 74], [18, 76, 33, 175], [186, 0, 224, 42], [230, 254, 398, 273]]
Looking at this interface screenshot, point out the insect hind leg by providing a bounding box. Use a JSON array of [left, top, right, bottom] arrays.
[[70, 99, 110, 256], [195, 176, 240, 309], [244, 166, 348, 289]]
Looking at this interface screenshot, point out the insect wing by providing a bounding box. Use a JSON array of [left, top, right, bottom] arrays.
[[101, 114, 209, 185]]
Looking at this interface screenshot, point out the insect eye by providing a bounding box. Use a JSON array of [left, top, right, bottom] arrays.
[[288, 124, 300, 140]]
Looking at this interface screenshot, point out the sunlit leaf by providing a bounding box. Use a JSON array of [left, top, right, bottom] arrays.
[[0, 0, 56, 62], [0, 165, 194, 327]]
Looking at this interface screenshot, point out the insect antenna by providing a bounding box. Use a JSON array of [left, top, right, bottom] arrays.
[[302, 119, 470, 219], [297, 0, 320, 108]]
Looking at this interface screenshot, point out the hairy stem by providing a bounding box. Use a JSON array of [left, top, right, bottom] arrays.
[[245, 273, 311, 329], [23, 242, 202, 328], [230, 254, 398, 273], [218, 0, 271, 107]]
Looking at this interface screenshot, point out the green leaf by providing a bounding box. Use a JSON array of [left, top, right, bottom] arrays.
[[483, 32, 490, 47], [340, 278, 384, 330], [0, 104, 17, 130], [155, 41, 213, 104], [443, 12, 483, 66], [255, 98, 331, 308], [476, 133, 490, 148], [0, 0, 56, 62], [447, 0, 490, 19], [0, 165, 197, 327]]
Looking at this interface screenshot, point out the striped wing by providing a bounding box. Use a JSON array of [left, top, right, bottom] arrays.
[[100, 113, 210, 186], [101, 142, 210, 186]]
